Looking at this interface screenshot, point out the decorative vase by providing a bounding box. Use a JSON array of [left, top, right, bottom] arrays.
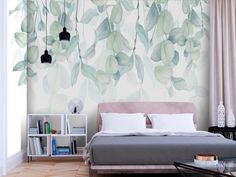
[[217, 101, 225, 127], [227, 108, 236, 127], [68, 98, 83, 114]]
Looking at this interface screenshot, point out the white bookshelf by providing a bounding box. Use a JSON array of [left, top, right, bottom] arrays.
[[27, 114, 87, 161]]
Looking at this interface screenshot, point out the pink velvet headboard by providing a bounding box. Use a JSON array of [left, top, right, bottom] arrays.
[[96, 102, 197, 132]]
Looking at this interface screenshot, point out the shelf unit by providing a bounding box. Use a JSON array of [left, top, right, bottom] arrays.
[[27, 114, 87, 161]]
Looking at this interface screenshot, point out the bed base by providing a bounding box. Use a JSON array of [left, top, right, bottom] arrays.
[[89, 165, 178, 176]]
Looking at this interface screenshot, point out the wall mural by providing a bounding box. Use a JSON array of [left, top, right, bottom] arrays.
[[10, 0, 209, 137]]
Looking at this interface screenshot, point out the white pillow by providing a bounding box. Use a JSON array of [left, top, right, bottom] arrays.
[[101, 113, 146, 132], [148, 113, 196, 132]]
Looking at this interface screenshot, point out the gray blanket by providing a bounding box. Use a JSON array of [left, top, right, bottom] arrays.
[[84, 130, 236, 165]]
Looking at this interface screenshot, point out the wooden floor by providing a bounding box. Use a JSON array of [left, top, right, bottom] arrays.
[[4, 160, 185, 177], [4, 159, 88, 177]]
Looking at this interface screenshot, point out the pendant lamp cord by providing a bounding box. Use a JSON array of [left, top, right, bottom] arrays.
[[64, 0, 66, 28], [45, 0, 48, 50]]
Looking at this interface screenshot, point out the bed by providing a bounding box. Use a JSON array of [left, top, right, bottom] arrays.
[[86, 102, 236, 175]]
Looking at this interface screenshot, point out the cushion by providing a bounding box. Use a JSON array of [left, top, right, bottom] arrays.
[[148, 113, 196, 132], [101, 113, 146, 132]]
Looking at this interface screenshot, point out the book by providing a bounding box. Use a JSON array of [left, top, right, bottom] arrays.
[[56, 146, 70, 155], [45, 122, 50, 134], [52, 138, 57, 155], [29, 127, 38, 134], [71, 140, 76, 154], [71, 127, 85, 134], [66, 119, 71, 134], [29, 137, 35, 155], [36, 120, 43, 134], [43, 117, 47, 134]]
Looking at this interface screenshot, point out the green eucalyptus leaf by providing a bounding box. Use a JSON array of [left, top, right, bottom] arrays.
[[96, 18, 112, 41], [182, 0, 190, 14], [27, 0, 37, 13], [171, 77, 188, 90], [106, 31, 131, 53], [184, 50, 189, 57], [157, 0, 168, 3], [83, 44, 96, 59], [154, 65, 173, 84], [81, 63, 97, 82], [27, 67, 36, 77], [50, 0, 61, 16], [119, 55, 134, 76], [204, 28, 210, 39], [136, 23, 150, 51], [81, 9, 98, 24], [111, 3, 123, 24], [91, 0, 107, 6], [97, 5, 107, 13], [38, 20, 45, 31], [71, 62, 80, 86], [151, 43, 161, 62], [188, 9, 201, 27], [168, 27, 185, 44], [135, 54, 144, 82], [9, 1, 22, 15], [66, 35, 79, 54], [18, 70, 27, 86], [192, 0, 200, 6], [14, 32, 27, 48], [96, 70, 111, 84], [13, 61, 27, 71], [28, 31, 37, 43], [105, 55, 119, 74], [50, 21, 62, 38], [21, 15, 34, 33], [113, 71, 121, 80], [202, 12, 210, 25], [43, 35, 55, 45], [120, 0, 134, 11], [182, 19, 193, 36], [172, 51, 179, 66], [28, 46, 39, 64], [156, 10, 174, 36], [161, 40, 175, 64], [145, 2, 159, 32], [116, 52, 130, 66]]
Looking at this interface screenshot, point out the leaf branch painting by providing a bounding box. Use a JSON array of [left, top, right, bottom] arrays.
[[10, 0, 209, 101]]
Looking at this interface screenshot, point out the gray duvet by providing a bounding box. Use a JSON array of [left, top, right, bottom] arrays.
[[88, 133, 236, 165]]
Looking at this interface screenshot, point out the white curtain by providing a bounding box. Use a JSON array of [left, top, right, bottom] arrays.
[[209, 0, 236, 126]]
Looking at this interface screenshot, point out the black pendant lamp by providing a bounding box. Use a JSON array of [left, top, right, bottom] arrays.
[[59, 0, 70, 41], [41, 0, 52, 63]]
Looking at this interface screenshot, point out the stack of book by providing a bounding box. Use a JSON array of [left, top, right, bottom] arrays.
[[32, 119, 50, 134], [29, 127, 38, 134], [29, 137, 44, 155], [56, 146, 70, 155], [71, 140, 77, 155], [71, 127, 85, 134]]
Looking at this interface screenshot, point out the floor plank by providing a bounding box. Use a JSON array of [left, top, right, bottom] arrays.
[[4, 160, 186, 177]]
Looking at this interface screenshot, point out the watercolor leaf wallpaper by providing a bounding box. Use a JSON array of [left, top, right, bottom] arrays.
[[9, 0, 210, 135]]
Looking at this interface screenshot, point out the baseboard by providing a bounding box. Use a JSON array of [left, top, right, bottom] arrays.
[[6, 148, 26, 173]]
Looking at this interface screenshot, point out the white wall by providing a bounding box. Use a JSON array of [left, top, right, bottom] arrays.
[[0, 0, 8, 175], [7, 0, 27, 158]]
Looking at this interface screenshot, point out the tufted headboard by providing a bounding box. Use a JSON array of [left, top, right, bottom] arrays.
[[96, 102, 197, 132]]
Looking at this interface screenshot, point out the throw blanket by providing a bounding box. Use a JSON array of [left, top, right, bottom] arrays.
[[83, 130, 223, 164]]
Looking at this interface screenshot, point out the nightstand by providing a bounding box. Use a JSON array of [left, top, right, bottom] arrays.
[[208, 126, 236, 140]]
